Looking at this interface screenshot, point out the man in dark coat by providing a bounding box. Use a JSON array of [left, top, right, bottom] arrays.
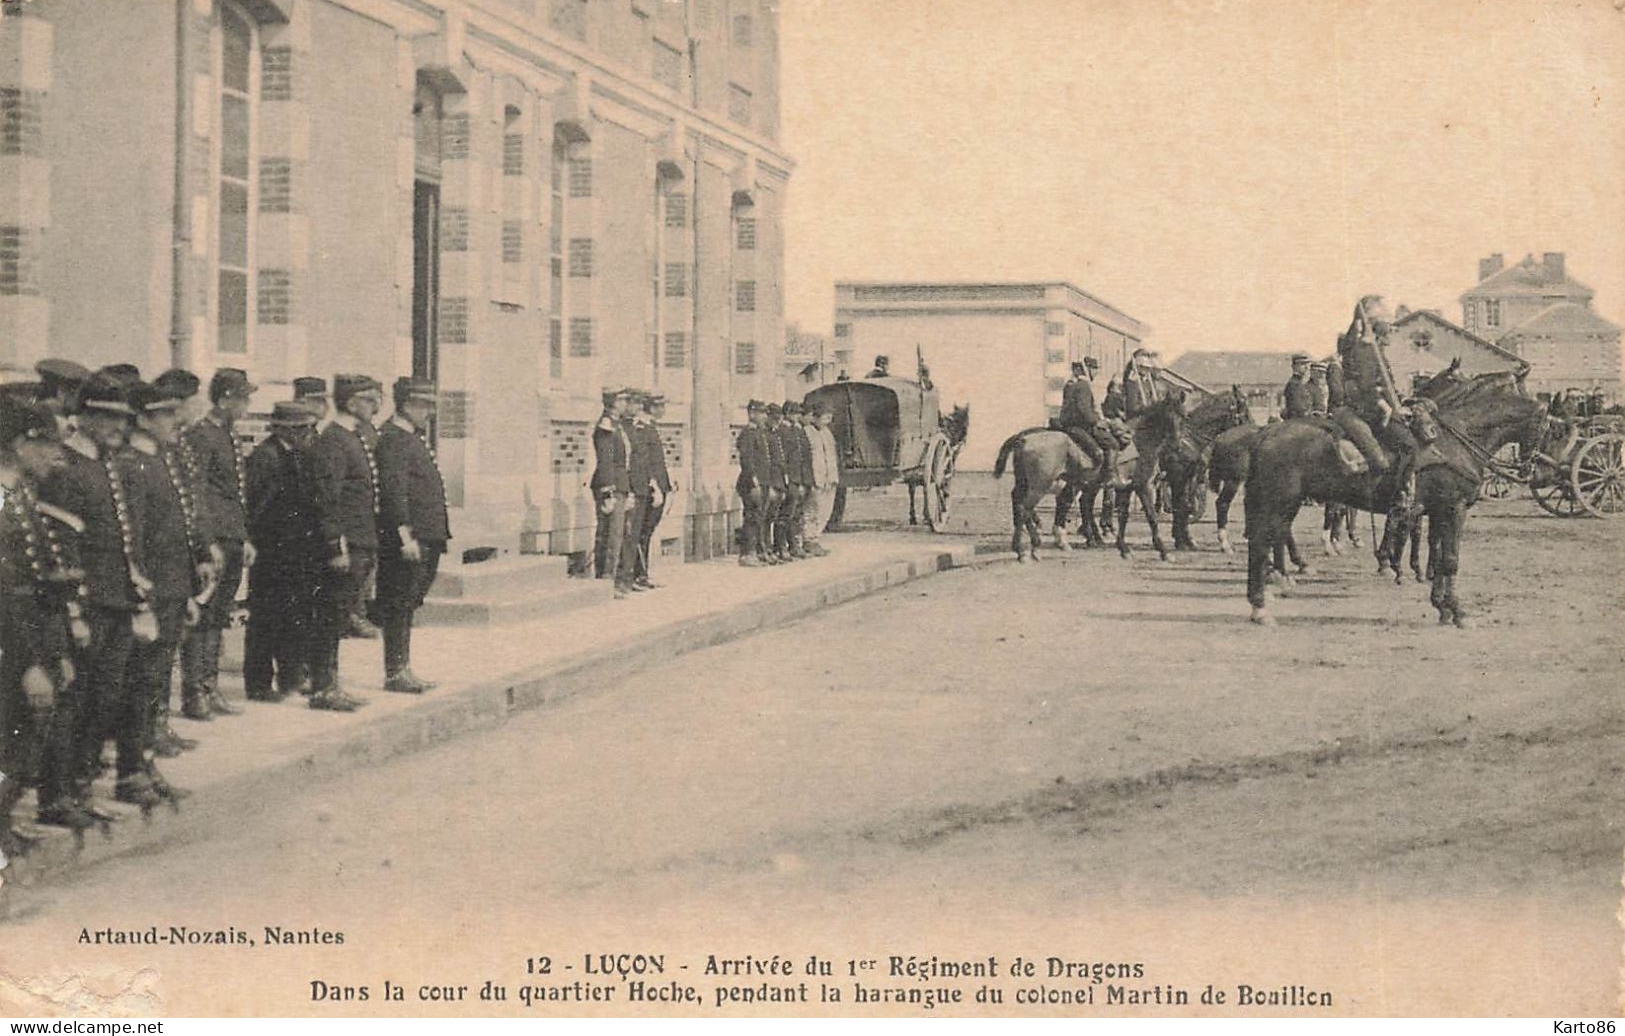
[[244, 402, 324, 703], [1057, 359, 1115, 473], [38, 373, 146, 825], [628, 392, 673, 589], [308, 374, 383, 711], [761, 403, 789, 562], [1122, 349, 1165, 419], [1282, 353, 1314, 419], [590, 387, 635, 595], [776, 400, 809, 559], [735, 400, 769, 566], [179, 367, 254, 719], [374, 378, 450, 693]]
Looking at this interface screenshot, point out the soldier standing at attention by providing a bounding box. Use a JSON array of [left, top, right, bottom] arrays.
[[39, 373, 147, 825], [1, 394, 91, 848], [620, 391, 654, 594], [761, 403, 789, 562], [777, 400, 810, 559], [180, 368, 255, 720], [244, 402, 324, 703], [629, 392, 673, 589], [375, 378, 450, 693], [735, 400, 769, 567], [309, 374, 383, 711], [804, 402, 840, 555], [1282, 353, 1314, 419], [590, 388, 635, 597]]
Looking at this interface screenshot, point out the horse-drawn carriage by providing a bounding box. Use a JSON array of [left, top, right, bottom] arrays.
[[1522, 413, 1625, 519], [804, 376, 968, 531]]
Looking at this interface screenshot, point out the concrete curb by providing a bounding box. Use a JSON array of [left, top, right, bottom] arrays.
[[2, 542, 1013, 895]]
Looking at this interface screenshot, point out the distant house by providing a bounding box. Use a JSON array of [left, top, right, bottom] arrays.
[[1167, 351, 1296, 419], [1385, 308, 1524, 394], [1460, 253, 1622, 402]]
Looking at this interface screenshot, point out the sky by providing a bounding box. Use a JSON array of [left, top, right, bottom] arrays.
[[775, 0, 1625, 360]]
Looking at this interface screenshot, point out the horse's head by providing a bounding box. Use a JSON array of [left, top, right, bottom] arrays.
[[1141, 390, 1186, 439], [1434, 370, 1550, 460], [942, 403, 971, 445], [1413, 359, 1467, 401]]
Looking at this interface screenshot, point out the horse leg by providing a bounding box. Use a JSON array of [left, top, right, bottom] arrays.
[[1321, 503, 1341, 555], [1053, 480, 1074, 551], [1138, 478, 1170, 562], [1376, 510, 1397, 577], [1410, 513, 1426, 583], [1345, 507, 1363, 548], [1010, 485, 1025, 559], [1215, 479, 1238, 553], [1247, 513, 1278, 625], [1169, 468, 1194, 551], [908, 483, 918, 526], [1026, 494, 1044, 561], [1113, 486, 1132, 559]]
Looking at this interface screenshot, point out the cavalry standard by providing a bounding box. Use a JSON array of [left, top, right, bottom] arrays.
[[804, 375, 970, 532]]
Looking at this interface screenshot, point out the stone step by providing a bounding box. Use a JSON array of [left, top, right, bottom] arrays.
[[415, 578, 608, 627], [426, 554, 573, 599]]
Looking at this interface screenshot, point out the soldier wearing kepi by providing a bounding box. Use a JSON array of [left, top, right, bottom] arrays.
[[776, 400, 810, 559], [39, 373, 149, 825], [761, 402, 789, 562], [180, 367, 255, 720], [374, 378, 450, 693], [118, 382, 206, 805], [1058, 358, 1116, 475], [590, 387, 634, 594], [1, 393, 91, 849], [628, 392, 673, 590], [735, 400, 769, 567], [309, 374, 383, 710], [1122, 348, 1165, 418], [293, 376, 330, 425], [1308, 362, 1330, 417], [332, 376, 382, 640], [244, 403, 325, 703], [801, 401, 838, 557], [1282, 353, 1314, 419], [34, 359, 90, 438]]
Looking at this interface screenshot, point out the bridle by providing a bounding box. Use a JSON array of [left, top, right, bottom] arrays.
[[1431, 408, 1559, 486]]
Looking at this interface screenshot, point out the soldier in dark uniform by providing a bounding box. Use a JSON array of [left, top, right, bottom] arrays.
[[866, 355, 890, 379], [375, 378, 450, 692], [629, 392, 673, 589], [1308, 362, 1330, 417], [293, 376, 330, 423], [776, 400, 810, 559], [1325, 355, 1347, 411], [34, 359, 89, 438], [735, 400, 769, 567], [180, 367, 254, 720], [761, 402, 789, 562], [308, 375, 383, 710], [118, 382, 207, 805], [1122, 349, 1164, 419], [1102, 377, 1125, 421], [590, 387, 634, 595], [1, 394, 92, 848], [336, 378, 382, 640], [1282, 353, 1314, 419], [1057, 359, 1115, 473], [619, 391, 653, 594], [244, 403, 324, 703], [38, 373, 147, 824]]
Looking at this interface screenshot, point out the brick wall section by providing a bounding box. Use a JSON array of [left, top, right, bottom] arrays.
[[0, 225, 41, 296], [438, 388, 473, 439], [0, 87, 44, 156]]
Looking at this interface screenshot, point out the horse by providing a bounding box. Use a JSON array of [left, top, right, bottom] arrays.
[[1242, 370, 1552, 626], [1159, 386, 1254, 551], [993, 392, 1187, 562], [1208, 422, 1310, 576], [906, 403, 971, 525]]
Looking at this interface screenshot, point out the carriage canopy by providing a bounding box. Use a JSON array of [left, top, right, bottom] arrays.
[[804, 377, 942, 488]]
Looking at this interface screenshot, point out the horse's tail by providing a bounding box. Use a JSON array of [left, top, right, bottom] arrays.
[[993, 433, 1024, 479]]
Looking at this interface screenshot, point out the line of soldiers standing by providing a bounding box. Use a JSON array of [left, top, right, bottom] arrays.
[[0, 359, 448, 858], [591, 387, 675, 598], [735, 398, 840, 567]]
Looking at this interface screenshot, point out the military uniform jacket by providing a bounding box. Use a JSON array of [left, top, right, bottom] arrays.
[[1102, 387, 1126, 421], [376, 417, 451, 548], [1123, 371, 1162, 418], [124, 440, 205, 603], [589, 414, 632, 495], [762, 422, 788, 486], [777, 422, 810, 486], [1282, 377, 1314, 419], [1325, 366, 1347, 410], [736, 425, 768, 487], [627, 419, 669, 498], [1059, 377, 1101, 428], [1, 473, 81, 666], [247, 435, 329, 563], [40, 440, 145, 611], [184, 415, 248, 544], [313, 418, 380, 552]]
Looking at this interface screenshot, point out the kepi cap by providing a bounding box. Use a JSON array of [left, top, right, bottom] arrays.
[[393, 376, 437, 406], [35, 359, 90, 392], [210, 367, 257, 400], [269, 401, 319, 428], [129, 381, 182, 414], [154, 368, 201, 400], [0, 394, 61, 446], [293, 376, 328, 399], [78, 372, 134, 415], [97, 363, 142, 386]]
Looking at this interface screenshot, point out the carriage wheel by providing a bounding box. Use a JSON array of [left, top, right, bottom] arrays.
[[1570, 432, 1625, 519], [923, 434, 955, 532], [1530, 478, 1585, 518], [1480, 471, 1514, 499]]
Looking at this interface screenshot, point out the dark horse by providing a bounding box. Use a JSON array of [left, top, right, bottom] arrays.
[[1158, 386, 1254, 551], [1243, 370, 1551, 626], [993, 392, 1186, 561], [1208, 422, 1309, 576], [906, 404, 971, 525]]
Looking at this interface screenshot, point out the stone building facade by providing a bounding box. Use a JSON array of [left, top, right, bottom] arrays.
[[832, 282, 1148, 471], [0, 0, 791, 557], [1460, 253, 1621, 402]]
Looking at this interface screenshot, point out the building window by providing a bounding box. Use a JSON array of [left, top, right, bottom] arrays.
[[735, 341, 756, 374], [728, 84, 751, 127], [1486, 299, 1501, 328], [548, 318, 562, 377], [664, 262, 687, 297], [833, 322, 851, 339], [664, 193, 687, 228], [653, 39, 683, 92], [503, 106, 523, 176], [736, 216, 756, 251], [502, 220, 523, 264], [1046, 348, 1065, 364], [733, 12, 753, 47], [216, 1, 258, 356], [569, 238, 593, 277], [569, 317, 593, 357], [735, 279, 755, 312], [551, 0, 587, 41], [664, 331, 687, 368], [568, 157, 593, 198]]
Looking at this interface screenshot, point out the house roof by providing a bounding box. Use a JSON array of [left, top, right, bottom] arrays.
[[1462, 254, 1593, 300], [1167, 350, 1302, 387], [1498, 302, 1622, 339], [1390, 308, 1525, 364]]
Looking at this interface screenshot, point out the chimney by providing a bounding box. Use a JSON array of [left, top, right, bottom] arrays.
[[1542, 252, 1565, 282], [1478, 253, 1504, 282], [1394, 304, 1412, 320]]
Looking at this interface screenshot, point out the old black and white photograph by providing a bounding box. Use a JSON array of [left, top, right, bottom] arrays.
[[0, 0, 1620, 1020]]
